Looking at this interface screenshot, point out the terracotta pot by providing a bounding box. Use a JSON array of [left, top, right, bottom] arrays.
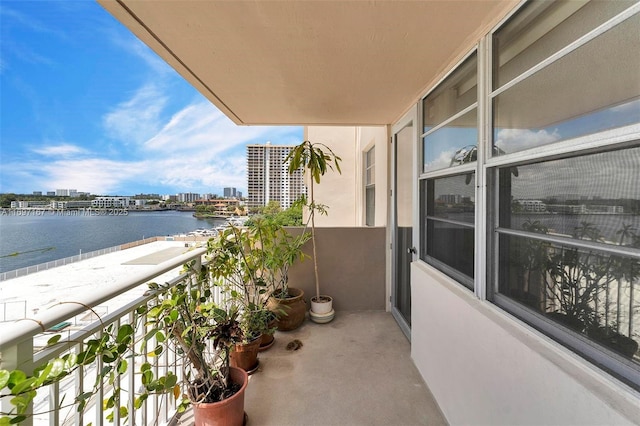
[[259, 317, 277, 351], [267, 287, 306, 331], [230, 336, 261, 373], [192, 367, 248, 426], [259, 331, 275, 351]]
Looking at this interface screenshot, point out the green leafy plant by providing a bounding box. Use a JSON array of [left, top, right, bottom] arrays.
[[207, 219, 308, 336], [0, 261, 244, 424], [285, 140, 341, 304]]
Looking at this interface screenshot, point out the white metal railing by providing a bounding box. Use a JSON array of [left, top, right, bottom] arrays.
[[0, 247, 213, 426]]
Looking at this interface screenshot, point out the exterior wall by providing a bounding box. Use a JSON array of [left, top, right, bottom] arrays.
[[286, 227, 386, 311], [411, 262, 640, 425], [305, 126, 387, 227]]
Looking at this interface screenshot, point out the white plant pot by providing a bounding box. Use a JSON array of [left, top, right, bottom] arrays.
[[310, 295, 333, 314]]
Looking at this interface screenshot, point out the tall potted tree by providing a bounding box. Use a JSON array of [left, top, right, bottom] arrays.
[[285, 140, 342, 323]]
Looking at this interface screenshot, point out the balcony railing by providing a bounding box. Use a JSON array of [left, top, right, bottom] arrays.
[[0, 247, 209, 426]]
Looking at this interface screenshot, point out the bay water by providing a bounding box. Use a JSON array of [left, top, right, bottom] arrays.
[[0, 211, 225, 273]]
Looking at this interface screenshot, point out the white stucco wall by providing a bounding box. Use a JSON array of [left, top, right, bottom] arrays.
[[305, 126, 387, 227], [411, 261, 640, 425]]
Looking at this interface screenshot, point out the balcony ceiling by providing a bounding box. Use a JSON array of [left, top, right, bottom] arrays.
[[98, 0, 517, 126]]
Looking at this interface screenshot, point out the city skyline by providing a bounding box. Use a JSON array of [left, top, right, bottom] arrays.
[[0, 1, 302, 196]]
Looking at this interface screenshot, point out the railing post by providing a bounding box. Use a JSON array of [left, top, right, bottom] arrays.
[[1, 339, 35, 426]]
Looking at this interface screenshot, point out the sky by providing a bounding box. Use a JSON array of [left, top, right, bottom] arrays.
[[0, 1, 303, 197]]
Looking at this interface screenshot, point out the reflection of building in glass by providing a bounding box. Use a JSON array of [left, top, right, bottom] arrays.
[[518, 199, 547, 212], [438, 194, 462, 204]]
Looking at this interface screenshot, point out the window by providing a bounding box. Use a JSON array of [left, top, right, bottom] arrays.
[[421, 174, 475, 288], [416, 0, 640, 387], [489, 1, 640, 386], [365, 147, 375, 226], [420, 52, 478, 287]]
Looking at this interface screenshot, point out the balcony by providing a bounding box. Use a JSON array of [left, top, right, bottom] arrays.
[[1, 228, 445, 425], [177, 311, 446, 426]]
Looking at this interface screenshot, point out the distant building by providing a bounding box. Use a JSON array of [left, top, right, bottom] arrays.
[[46, 191, 55, 196], [91, 197, 130, 208], [177, 193, 200, 203], [518, 199, 547, 212], [246, 142, 306, 210], [56, 189, 69, 197], [33, 191, 42, 196], [223, 187, 237, 198]]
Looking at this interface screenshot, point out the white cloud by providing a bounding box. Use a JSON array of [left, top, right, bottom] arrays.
[[424, 149, 455, 172], [103, 84, 167, 144], [495, 128, 561, 153], [31, 144, 87, 157]]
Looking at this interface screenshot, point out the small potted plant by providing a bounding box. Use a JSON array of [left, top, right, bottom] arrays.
[[285, 140, 342, 323]]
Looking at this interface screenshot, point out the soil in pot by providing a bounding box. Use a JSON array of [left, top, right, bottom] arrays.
[[192, 367, 248, 426], [267, 287, 306, 331]]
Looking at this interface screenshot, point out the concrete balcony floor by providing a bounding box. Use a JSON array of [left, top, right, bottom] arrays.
[[177, 310, 447, 425]]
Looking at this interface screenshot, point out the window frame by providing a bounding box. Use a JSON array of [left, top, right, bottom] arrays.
[[419, 48, 480, 290], [364, 146, 376, 227], [415, 0, 640, 389], [485, 2, 640, 389]]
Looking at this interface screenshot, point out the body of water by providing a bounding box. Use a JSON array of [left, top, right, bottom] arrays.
[[0, 211, 225, 273]]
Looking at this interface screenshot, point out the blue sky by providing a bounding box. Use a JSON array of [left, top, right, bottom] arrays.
[[0, 1, 302, 196]]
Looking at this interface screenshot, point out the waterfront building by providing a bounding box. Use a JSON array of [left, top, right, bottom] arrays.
[[177, 192, 200, 203], [11, 200, 50, 209], [246, 142, 306, 210], [91, 196, 130, 208], [55, 189, 69, 197]]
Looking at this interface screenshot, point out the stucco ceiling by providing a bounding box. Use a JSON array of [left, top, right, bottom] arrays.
[[98, 0, 517, 126]]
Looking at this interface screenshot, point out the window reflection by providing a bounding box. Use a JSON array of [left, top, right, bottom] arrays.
[[499, 147, 640, 248], [493, 14, 640, 155], [423, 110, 478, 173]]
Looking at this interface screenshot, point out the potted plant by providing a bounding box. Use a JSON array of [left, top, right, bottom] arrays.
[[0, 261, 249, 425], [263, 216, 310, 331], [285, 140, 342, 323]]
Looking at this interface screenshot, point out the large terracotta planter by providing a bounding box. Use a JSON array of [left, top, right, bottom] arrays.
[[192, 367, 248, 426], [267, 287, 306, 331], [230, 336, 261, 374]]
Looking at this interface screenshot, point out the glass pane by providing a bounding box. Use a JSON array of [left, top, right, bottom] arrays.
[[499, 234, 640, 361], [499, 146, 640, 248], [423, 109, 478, 172], [428, 173, 475, 224], [423, 53, 477, 132], [425, 220, 475, 281], [366, 187, 375, 226], [494, 0, 633, 89], [493, 15, 640, 155]]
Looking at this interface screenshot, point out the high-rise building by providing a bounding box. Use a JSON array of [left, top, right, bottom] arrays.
[[223, 187, 237, 198], [246, 142, 306, 210]]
